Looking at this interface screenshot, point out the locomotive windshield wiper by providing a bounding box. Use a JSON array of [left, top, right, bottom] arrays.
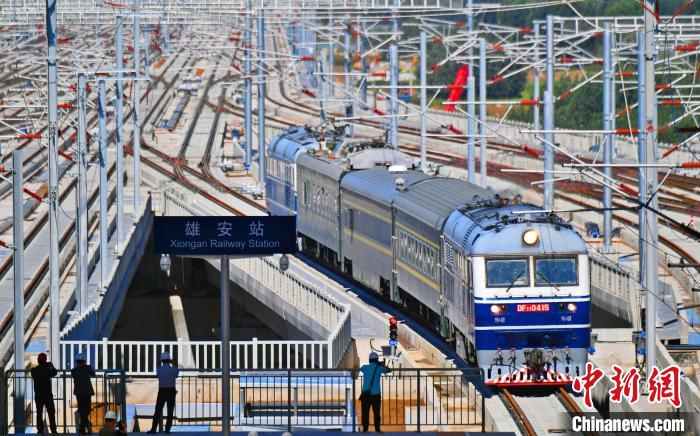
[[504, 271, 525, 293], [536, 271, 563, 294]]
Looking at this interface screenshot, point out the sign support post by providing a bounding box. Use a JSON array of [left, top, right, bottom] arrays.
[[221, 254, 230, 435]]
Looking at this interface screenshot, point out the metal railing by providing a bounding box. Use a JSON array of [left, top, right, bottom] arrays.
[[134, 368, 484, 432], [233, 256, 349, 333], [0, 369, 126, 435], [239, 368, 484, 431], [1, 367, 483, 433], [59, 189, 352, 375]]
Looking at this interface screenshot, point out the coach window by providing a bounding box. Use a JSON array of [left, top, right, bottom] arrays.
[[486, 258, 529, 287], [465, 258, 471, 288], [302, 181, 309, 206]]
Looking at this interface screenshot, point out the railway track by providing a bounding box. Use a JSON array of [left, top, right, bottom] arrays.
[[198, 31, 244, 187], [200, 85, 227, 190], [500, 389, 537, 436], [264, 31, 700, 271], [0, 161, 119, 364], [229, 28, 700, 276], [174, 69, 216, 180], [555, 387, 600, 436], [556, 387, 589, 419], [134, 40, 265, 215], [2, 25, 685, 430], [0, 43, 186, 207], [499, 387, 595, 436]]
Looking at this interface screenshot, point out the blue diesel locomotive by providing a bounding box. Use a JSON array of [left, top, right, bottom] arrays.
[[266, 126, 590, 385]]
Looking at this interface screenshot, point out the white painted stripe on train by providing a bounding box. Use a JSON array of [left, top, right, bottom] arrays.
[[474, 324, 591, 331]]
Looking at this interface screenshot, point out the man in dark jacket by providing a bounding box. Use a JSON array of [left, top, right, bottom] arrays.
[[30, 353, 58, 435], [71, 353, 96, 434]]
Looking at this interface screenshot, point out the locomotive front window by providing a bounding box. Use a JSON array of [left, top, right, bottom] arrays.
[[535, 257, 578, 286], [486, 259, 529, 287]]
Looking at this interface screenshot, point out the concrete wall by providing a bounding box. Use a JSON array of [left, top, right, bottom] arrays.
[[204, 258, 331, 342], [590, 338, 700, 435], [62, 197, 153, 340], [202, 260, 317, 341]]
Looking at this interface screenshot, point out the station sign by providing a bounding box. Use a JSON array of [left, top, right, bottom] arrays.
[[154, 216, 296, 256]]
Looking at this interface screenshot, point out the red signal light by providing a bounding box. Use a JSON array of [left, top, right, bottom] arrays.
[[389, 317, 398, 341]]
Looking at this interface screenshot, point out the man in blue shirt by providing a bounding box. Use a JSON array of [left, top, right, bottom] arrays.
[[359, 352, 391, 432], [148, 352, 180, 433]]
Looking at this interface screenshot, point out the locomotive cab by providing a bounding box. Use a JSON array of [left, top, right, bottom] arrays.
[[444, 203, 590, 385]]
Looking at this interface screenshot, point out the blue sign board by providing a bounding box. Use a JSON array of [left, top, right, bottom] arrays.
[[154, 216, 296, 256]]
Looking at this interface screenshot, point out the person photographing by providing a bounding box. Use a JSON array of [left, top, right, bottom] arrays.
[[71, 353, 95, 434], [359, 352, 391, 432], [148, 352, 179, 433]]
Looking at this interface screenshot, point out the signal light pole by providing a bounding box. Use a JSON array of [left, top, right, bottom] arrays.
[[389, 316, 398, 357]]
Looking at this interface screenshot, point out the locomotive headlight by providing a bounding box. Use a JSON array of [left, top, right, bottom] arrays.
[[522, 228, 540, 246], [490, 304, 506, 315], [567, 303, 577, 312]]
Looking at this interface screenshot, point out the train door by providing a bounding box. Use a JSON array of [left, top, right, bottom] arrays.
[[337, 188, 345, 273], [439, 235, 449, 338], [467, 257, 475, 336], [390, 207, 399, 303]]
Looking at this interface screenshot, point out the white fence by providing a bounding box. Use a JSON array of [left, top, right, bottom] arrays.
[[419, 105, 608, 153], [60, 338, 335, 374], [589, 251, 642, 329], [419, 105, 687, 161], [234, 256, 347, 332]]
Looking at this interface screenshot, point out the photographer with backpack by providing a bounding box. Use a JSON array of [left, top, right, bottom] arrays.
[[358, 352, 391, 432]]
